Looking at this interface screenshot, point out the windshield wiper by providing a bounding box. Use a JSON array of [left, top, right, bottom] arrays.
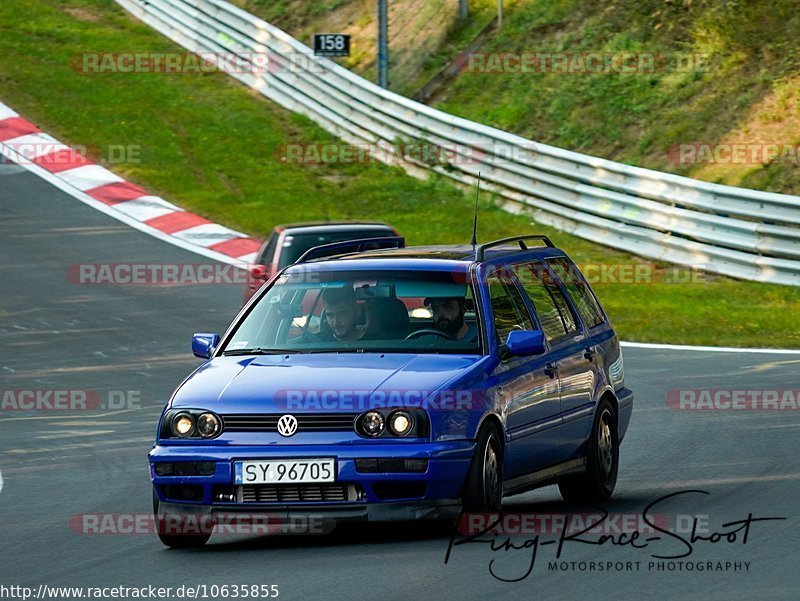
[[222, 348, 302, 356], [303, 348, 367, 354]]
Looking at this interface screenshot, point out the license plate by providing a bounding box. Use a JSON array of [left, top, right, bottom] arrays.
[[234, 458, 335, 485]]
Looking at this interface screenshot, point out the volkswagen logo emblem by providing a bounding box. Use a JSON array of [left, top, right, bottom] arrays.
[[277, 414, 298, 437]]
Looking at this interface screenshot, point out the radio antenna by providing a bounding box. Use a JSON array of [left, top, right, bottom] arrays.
[[470, 172, 481, 247]]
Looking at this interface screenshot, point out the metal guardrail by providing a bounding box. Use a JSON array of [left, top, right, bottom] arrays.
[[115, 0, 800, 285]]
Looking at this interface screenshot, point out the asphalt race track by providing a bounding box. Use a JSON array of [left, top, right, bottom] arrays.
[[1, 165, 798, 600]]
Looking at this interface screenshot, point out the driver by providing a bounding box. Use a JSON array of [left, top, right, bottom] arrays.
[[321, 285, 366, 342], [424, 296, 479, 343]]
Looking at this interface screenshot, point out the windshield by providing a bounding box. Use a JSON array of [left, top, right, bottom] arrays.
[[223, 269, 482, 355], [278, 229, 394, 268]]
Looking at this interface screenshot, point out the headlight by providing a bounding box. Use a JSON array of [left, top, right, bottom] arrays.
[[359, 411, 385, 437], [196, 413, 221, 438], [354, 409, 428, 438], [162, 409, 223, 439], [171, 413, 195, 438], [388, 411, 413, 436]]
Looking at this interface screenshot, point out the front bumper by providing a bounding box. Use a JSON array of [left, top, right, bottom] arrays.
[[150, 440, 475, 521], [157, 498, 462, 527]]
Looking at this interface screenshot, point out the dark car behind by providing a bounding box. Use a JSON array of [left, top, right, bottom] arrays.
[[242, 221, 398, 304]]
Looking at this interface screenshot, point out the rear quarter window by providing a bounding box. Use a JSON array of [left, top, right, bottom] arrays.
[[547, 258, 606, 329], [516, 262, 572, 342]]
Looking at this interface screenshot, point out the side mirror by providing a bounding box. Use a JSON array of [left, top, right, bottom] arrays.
[[250, 264, 268, 282], [192, 333, 220, 359], [499, 330, 546, 360]]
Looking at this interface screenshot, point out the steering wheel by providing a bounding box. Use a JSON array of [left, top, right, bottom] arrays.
[[405, 328, 455, 340]]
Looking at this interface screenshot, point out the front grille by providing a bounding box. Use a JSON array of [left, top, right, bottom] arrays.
[[240, 483, 364, 503], [222, 413, 358, 433]]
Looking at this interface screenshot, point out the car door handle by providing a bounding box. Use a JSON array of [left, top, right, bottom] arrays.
[[544, 363, 557, 379], [584, 347, 596, 362]]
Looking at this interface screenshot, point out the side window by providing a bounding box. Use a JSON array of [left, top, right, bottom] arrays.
[[487, 271, 534, 343], [547, 258, 605, 329], [517, 262, 569, 342], [257, 234, 278, 266]]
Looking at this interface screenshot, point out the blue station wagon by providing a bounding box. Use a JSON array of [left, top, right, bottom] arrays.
[[151, 235, 634, 547]]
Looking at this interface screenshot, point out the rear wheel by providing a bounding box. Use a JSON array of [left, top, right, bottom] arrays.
[[152, 488, 211, 548], [558, 399, 618, 504], [462, 423, 504, 512]]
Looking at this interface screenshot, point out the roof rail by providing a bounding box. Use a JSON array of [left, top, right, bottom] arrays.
[[475, 235, 554, 261], [295, 236, 406, 264]]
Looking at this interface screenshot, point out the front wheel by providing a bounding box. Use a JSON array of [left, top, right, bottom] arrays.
[[462, 423, 504, 512], [153, 488, 211, 548], [558, 399, 619, 504]]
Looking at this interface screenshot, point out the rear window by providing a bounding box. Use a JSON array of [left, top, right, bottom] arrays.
[[547, 258, 606, 329], [278, 229, 394, 267]]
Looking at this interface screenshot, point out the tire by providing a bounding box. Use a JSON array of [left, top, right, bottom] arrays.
[[462, 422, 504, 512], [558, 398, 619, 504], [152, 488, 211, 548]]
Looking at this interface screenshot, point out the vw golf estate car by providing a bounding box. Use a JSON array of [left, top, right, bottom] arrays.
[[151, 235, 633, 547]]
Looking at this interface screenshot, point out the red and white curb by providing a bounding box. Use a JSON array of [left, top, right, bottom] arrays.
[[0, 101, 260, 266]]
